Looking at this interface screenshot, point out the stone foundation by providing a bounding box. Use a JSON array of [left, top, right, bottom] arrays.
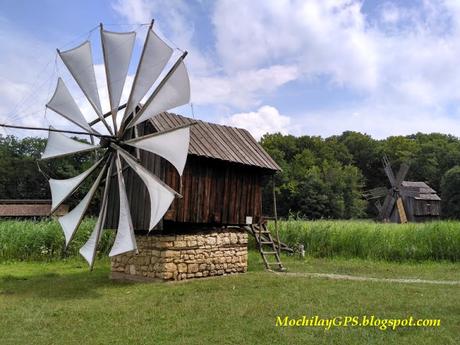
[[110, 229, 248, 281]]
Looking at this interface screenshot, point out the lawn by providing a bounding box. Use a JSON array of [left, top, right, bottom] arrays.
[[1, 252, 459, 345]]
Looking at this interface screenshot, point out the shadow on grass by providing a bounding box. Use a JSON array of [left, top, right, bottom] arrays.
[[0, 264, 137, 300]]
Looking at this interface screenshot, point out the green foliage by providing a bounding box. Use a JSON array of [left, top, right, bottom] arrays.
[[269, 220, 460, 261], [0, 218, 114, 261], [261, 131, 460, 219], [441, 166, 460, 219]]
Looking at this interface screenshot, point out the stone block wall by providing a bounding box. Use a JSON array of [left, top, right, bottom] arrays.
[[110, 228, 248, 281]]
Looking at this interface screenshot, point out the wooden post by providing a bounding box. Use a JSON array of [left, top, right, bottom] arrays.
[[272, 175, 280, 255]]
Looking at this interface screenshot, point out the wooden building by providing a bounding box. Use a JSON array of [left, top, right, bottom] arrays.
[[0, 199, 68, 217], [389, 181, 441, 222], [106, 112, 280, 231]]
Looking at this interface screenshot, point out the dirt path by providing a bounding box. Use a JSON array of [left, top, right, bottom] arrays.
[[272, 271, 460, 286]]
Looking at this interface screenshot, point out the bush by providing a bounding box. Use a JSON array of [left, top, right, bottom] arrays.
[[441, 166, 460, 219], [0, 218, 114, 261], [268, 220, 460, 261]]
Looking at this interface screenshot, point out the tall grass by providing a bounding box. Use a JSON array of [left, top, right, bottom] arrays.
[[0, 218, 114, 261], [269, 220, 460, 261]]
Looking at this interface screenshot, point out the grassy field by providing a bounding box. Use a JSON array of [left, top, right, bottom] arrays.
[[270, 220, 460, 261], [2, 219, 460, 262], [1, 252, 459, 345]]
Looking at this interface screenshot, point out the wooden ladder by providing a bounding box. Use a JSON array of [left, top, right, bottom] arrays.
[[249, 223, 286, 271]]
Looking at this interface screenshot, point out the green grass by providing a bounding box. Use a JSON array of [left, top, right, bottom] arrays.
[[1, 254, 459, 345], [3, 219, 460, 263], [269, 220, 460, 261], [0, 218, 112, 261]]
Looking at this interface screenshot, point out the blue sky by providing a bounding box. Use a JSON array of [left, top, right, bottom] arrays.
[[2, 0, 460, 139]]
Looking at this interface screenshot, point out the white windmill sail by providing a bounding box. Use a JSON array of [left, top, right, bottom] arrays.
[[49, 157, 104, 212], [101, 29, 136, 123], [119, 150, 175, 230], [79, 157, 113, 267], [126, 126, 190, 175], [109, 154, 137, 256], [58, 41, 112, 135], [79, 201, 107, 266], [131, 61, 190, 127], [46, 78, 95, 134], [42, 129, 99, 160], [123, 28, 173, 120], [58, 162, 107, 246]]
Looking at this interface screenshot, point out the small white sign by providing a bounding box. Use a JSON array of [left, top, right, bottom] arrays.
[[245, 216, 253, 225]]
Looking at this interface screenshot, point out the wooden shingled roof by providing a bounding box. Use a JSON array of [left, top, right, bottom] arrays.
[[149, 112, 281, 171]]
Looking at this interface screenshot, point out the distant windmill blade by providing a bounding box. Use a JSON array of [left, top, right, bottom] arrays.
[[363, 187, 388, 200], [378, 191, 394, 221], [395, 162, 410, 188], [383, 156, 397, 188], [37, 21, 191, 268], [396, 197, 408, 223]]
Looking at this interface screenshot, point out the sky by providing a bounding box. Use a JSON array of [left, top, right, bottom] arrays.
[[2, 0, 460, 139]]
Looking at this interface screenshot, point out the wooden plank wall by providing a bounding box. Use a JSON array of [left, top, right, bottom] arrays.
[[163, 156, 263, 225], [106, 151, 266, 230]]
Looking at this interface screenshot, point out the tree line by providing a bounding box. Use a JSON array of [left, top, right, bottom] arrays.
[[2, 131, 460, 219], [260, 131, 460, 219]]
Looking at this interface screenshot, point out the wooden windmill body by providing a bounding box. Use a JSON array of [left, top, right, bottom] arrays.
[[364, 156, 441, 223]]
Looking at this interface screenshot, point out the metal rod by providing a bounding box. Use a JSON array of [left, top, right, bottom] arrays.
[[120, 50, 188, 136], [0, 123, 112, 138], [88, 103, 127, 126]]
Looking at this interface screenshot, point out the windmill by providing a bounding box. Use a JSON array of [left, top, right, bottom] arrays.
[[1, 21, 192, 268], [363, 155, 410, 223]]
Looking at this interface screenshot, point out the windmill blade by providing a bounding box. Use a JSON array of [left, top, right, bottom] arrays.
[[46, 78, 97, 134], [58, 41, 113, 135], [79, 156, 114, 268], [378, 192, 392, 220], [41, 129, 99, 160], [396, 197, 408, 223], [101, 26, 136, 132], [125, 125, 190, 175], [118, 149, 176, 231], [49, 157, 105, 213], [382, 155, 396, 187], [58, 160, 109, 246], [122, 24, 173, 122], [395, 162, 410, 188], [128, 58, 190, 128], [109, 153, 137, 257], [363, 187, 388, 200]]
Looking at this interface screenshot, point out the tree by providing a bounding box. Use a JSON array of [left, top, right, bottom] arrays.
[[440, 166, 460, 219]]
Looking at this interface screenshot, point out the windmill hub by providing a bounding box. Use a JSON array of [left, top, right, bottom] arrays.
[[99, 136, 115, 148]]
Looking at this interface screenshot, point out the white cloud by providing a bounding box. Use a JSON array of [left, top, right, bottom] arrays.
[[222, 105, 291, 139]]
